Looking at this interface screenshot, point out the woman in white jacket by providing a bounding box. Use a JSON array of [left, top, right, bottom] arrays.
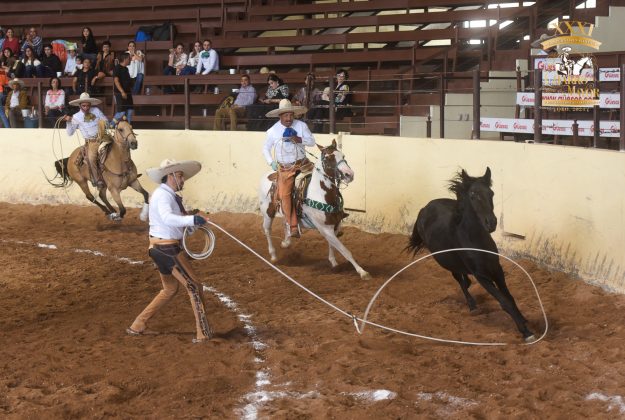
[[126, 41, 145, 95]]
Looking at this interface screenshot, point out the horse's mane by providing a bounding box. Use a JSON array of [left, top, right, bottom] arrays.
[[448, 169, 491, 198]]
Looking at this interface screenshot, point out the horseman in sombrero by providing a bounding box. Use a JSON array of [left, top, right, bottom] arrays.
[[262, 99, 314, 238], [63, 92, 110, 189]]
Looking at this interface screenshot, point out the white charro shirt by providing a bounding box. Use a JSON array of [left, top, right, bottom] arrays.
[[149, 183, 195, 240], [66, 107, 108, 139], [262, 119, 315, 165]]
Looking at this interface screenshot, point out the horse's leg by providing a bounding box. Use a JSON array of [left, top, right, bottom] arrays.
[[77, 179, 111, 216], [474, 274, 534, 341], [129, 178, 150, 221], [451, 272, 476, 311], [328, 244, 338, 268], [263, 213, 277, 262], [315, 222, 370, 280], [280, 220, 292, 249], [108, 187, 126, 220], [493, 276, 528, 324], [98, 188, 117, 214]]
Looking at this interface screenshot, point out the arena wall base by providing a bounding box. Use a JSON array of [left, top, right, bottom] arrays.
[[3, 128, 625, 292]]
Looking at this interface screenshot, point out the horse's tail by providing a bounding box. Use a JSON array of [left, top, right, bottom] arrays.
[[404, 218, 424, 256], [45, 157, 73, 188]]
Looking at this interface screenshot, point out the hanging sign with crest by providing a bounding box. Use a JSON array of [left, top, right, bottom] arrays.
[[537, 20, 600, 109]]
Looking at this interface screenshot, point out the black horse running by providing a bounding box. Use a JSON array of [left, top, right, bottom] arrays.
[[406, 167, 535, 342]]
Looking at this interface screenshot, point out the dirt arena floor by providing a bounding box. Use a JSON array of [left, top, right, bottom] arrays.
[[2, 202, 625, 418]]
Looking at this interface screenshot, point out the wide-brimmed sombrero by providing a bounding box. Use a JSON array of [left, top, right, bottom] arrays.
[[69, 92, 102, 106], [265, 99, 307, 118], [8, 78, 24, 89], [146, 158, 202, 183]]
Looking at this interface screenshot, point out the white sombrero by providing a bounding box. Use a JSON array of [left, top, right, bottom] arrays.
[[146, 158, 202, 183], [8, 78, 24, 89], [265, 99, 307, 118], [69, 92, 102, 106]]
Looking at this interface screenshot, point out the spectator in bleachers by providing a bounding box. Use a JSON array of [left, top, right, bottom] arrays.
[[180, 41, 202, 76], [94, 41, 115, 78], [4, 78, 28, 128], [44, 76, 65, 127], [64, 45, 78, 76], [126, 41, 144, 95], [40, 44, 63, 78], [1, 48, 17, 77], [213, 74, 257, 131], [0, 70, 10, 128], [80, 27, 98, 63], [162, 43, 187, 93], [72, 57, 96, 95], [2, 28, 19, 57], [0, 28, 5, 52], [196, 39, 219, 75], [292, 73, 321, 109], [19, 46, 42, 78], [307, 68, 352, 133], [20, 27, 42, 58], [246, 74, 289, 131], [112, 52, 134, 124], [163, 43, 187, 76]]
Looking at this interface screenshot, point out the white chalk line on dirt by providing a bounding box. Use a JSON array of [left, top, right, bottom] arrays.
[[206, 222, 549, 346], [2, 238, 301, 420], [586, 392, 625, 414]]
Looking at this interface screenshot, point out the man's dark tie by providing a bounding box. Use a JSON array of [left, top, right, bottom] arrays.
[[174, 194, 187, 215]]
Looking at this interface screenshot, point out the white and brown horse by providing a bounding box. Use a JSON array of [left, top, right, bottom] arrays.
[[48, 120, 149, 221], [259, 139, 371, 280]]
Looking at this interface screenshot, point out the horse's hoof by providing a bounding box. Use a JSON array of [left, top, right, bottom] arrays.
[[360, 271, 372, 281], [524, 334, 536, 343], [270, 256, 277, 263], [108, 213, 119, 221], [280, 240, 290, 249]]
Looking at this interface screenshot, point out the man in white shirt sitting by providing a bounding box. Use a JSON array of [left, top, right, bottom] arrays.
[[64, 93, 109, 188], [262, 99, 314, 238], [196, 39, 219, 75]]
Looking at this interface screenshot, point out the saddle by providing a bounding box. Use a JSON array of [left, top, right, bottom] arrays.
[[74, 139, 113, 169], [266, 160, 315, 220]]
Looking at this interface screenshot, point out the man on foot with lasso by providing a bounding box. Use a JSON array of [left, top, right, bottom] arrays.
[[64, 92, 108, 188], [262, 99, 314, 238], [127, 159, 213, 344]]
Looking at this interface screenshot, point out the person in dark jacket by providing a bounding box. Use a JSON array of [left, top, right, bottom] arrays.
[[39, 44, 63, 78]]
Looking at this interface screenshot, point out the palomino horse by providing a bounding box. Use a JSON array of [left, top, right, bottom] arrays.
[[406, 167, 534, 341], [48, 120, 149, 222], [259, 139, 371, 280]]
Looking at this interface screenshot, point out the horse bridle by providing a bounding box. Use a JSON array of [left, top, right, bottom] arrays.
[[320, 150, 350, 186]]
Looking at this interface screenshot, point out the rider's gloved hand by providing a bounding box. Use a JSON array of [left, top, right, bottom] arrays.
[[282, 127, 297, 139], [193, 215, 207, 226], [270, 161, 278, 171]]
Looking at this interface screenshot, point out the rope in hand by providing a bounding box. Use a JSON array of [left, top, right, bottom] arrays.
[[205, 221, 548, 346]]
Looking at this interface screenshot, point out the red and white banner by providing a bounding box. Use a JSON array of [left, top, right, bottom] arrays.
[[599, 68, 621, 82], [516, 92, 620, 108], [480, 117, 620, 138]]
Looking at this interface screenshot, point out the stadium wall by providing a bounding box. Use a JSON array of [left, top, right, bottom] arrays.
[[2, 129, 624, 292]]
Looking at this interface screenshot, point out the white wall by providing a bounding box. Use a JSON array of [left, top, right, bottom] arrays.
[[2, 129, 625, 292]]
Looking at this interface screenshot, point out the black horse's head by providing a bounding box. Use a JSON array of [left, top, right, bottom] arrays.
[[449, 167, 497, 232]]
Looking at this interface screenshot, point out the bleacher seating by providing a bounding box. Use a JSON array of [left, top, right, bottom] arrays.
[[4, 0, 623, 134]]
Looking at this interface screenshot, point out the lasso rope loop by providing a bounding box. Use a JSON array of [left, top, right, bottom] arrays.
[[204, 221, 548, 347], [183, 226, 216, 260]]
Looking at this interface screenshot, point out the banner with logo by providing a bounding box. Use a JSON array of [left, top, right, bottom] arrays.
[[598, 67, 620, 82], [480, 117, 619, 138], [516, 92, 620, 109]]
